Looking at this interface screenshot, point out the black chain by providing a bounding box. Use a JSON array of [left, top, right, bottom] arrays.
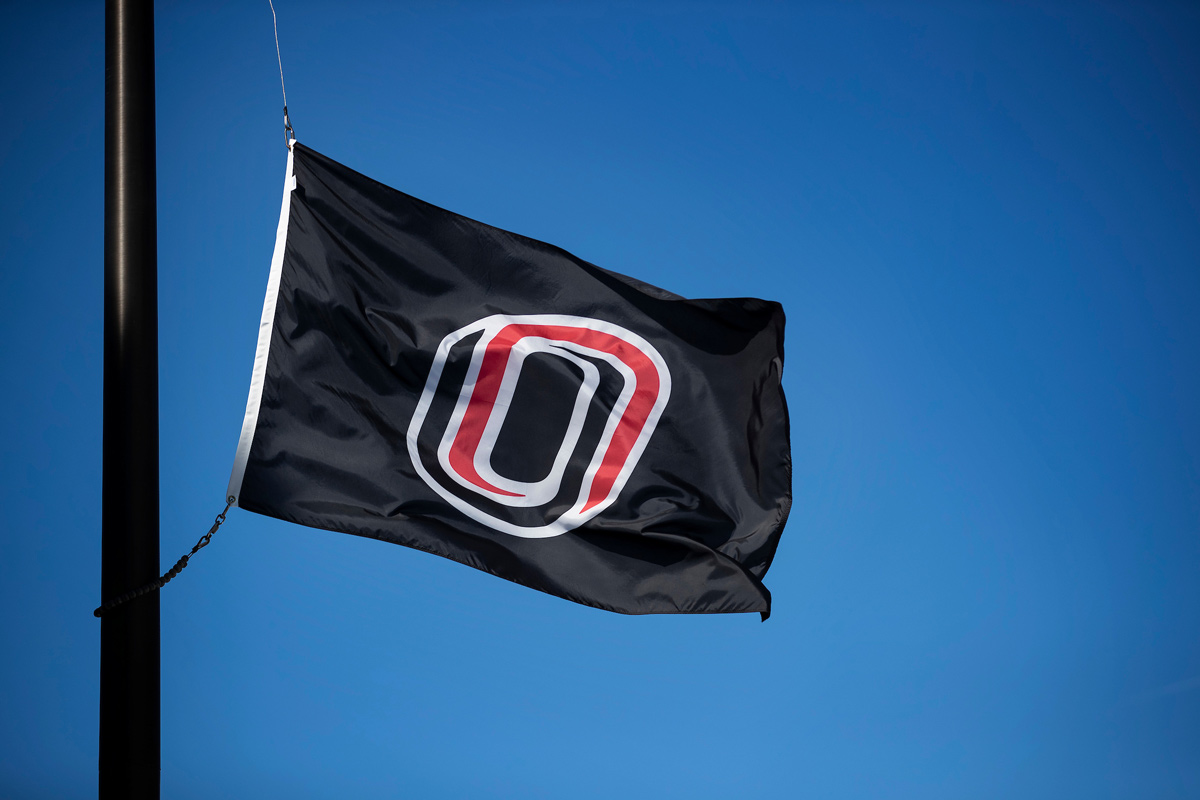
[[93, 498, 234, 618]]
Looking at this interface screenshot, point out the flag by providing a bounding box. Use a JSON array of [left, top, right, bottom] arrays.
[[228, 142, 791, 618]]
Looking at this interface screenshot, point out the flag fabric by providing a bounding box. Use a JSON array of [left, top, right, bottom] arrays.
[[228, 142, 791, 618]]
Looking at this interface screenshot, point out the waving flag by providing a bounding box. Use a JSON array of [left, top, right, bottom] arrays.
[[228, 143, 791, 618]]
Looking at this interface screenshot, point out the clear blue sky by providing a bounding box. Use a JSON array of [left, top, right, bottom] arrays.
[[3, 1, 1199, 797]]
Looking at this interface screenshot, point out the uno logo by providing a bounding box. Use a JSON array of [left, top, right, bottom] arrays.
[[407, 314, 671, 538]]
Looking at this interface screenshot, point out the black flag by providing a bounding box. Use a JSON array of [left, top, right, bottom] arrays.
[[229, 143, 791, 618]]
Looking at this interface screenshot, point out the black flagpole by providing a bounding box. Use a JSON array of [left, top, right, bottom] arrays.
[[101, 0, 160, 796]]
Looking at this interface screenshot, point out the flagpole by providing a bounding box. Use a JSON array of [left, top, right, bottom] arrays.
[[101, 0, 160, 796]]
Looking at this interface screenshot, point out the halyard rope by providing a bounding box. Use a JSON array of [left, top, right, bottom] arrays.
[[269, 0, 295, 144], [93, 500, 233, 617]]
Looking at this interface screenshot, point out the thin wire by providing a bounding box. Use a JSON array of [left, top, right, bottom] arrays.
[[269, 0, 287, 109], [268, 0, 295, 143]]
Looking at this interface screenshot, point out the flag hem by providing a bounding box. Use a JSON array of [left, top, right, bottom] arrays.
[[227, 142, 297, 506], [239, 497, 773, 618]]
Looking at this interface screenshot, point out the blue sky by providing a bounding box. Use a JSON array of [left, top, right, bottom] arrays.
[[2, 1, 1199, 797]]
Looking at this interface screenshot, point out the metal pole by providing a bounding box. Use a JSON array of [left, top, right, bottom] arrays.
[[101, 0, 160, 797]]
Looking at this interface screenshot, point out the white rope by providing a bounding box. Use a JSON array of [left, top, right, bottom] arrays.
[[268, 0, 294, 143]]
